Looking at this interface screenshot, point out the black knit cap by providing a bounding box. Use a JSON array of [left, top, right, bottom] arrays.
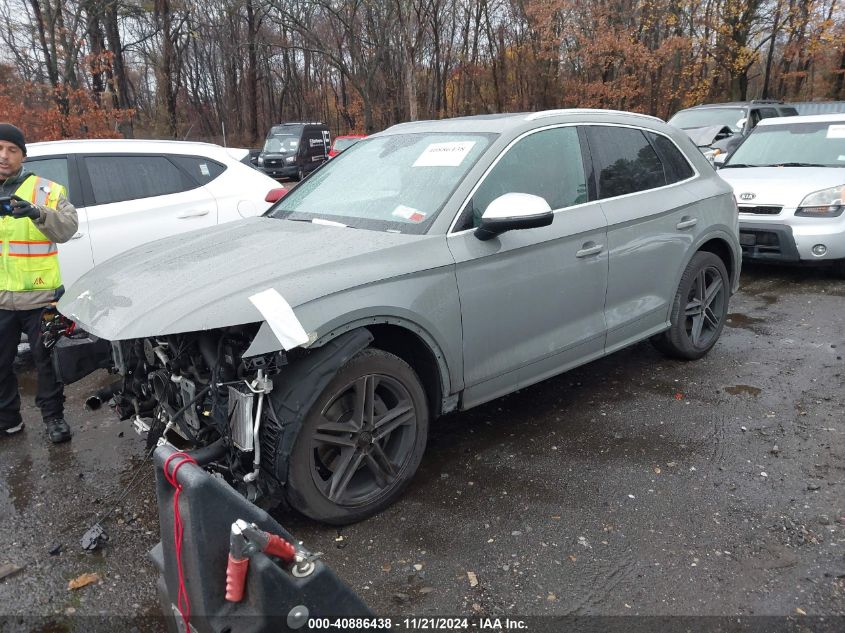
[[0, 123, 26, 156]]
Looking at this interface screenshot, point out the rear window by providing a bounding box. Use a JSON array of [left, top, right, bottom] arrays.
[[169, 155, 227, 185], [587, 126, 667, 199], [85, 155, 195, 205], [646, 132, 695, 183]]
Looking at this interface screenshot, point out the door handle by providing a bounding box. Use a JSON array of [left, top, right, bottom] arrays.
[[177, 209, 210, 219], [70, 232, 84, 240], [575, 243, 603, 258], [676, 217, 698, 230]]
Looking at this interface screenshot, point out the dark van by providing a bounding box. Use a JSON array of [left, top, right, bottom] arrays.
[[258, 122, 331, 181]]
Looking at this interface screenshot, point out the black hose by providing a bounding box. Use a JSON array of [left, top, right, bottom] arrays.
[[186, 437, 227, 465], [84, 381, 122, 411]]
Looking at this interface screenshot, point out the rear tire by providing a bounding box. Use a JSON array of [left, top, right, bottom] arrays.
[[285, 349, 429, 524], [652, 251, 730, 360]]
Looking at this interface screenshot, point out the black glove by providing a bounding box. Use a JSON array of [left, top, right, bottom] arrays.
[[11, 197, 41, 221]]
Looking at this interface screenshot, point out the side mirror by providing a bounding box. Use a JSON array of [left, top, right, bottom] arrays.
[[474, 193, 553, 241], [713, 153, 727, 168]]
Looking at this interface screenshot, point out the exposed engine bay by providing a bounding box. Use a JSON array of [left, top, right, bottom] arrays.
[[107, 325, 281, 500], [74, 325, 374, 508]]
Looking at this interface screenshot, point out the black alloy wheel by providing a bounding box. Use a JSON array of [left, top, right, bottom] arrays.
[[652, 251, 730, 360], [286, 349, 429, 524], [683, 264, 726, 349]]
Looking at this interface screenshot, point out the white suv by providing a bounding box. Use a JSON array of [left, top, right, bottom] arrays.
[[718, 114, 845, 276], [25, 139, 286, 287]]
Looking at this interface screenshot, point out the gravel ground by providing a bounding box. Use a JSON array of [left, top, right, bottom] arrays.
[[0, 263, 843, 632]]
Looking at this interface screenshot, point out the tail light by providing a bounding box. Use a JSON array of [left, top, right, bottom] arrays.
[[265, 188, 288, 203]]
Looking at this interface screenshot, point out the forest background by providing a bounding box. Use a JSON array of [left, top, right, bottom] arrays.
[[1, 0, 844, 145]]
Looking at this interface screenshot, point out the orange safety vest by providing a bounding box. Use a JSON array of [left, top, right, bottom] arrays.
[[0, 174, 66, 292]]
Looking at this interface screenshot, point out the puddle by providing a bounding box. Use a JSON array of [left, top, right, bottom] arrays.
[[726, 313, 765, 330], [725, 384, 762, 397]]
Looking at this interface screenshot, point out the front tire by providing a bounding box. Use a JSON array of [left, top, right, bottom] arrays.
[[652, 251, 730, 360], [285, 349, 429, 524]]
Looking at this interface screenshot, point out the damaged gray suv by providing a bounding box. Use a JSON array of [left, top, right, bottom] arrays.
[[60, 110, 741, 524]]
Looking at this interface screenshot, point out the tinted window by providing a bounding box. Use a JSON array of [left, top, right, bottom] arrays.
[[587, 126, 666, 199], [781, 107, 799, 116], [24, 157, 76, 204], [85, 155, 194, 205], [169, 155, 226, 185], [646, 132, 694, 184], [456, 127, 587, 231]]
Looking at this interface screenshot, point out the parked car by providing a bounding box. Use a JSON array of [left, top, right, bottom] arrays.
[[717, 113, 845, 276], [328, 134, 367, 158], [668, 100, 798, 160], [258, 122, 330, 181], [59, 109, 740, 524], [24, 139, 285, 288]]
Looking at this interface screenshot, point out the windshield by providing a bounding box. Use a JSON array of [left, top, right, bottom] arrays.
[[267, 132, 495, 233], [725, 121, 845, 168], [263, 135, 299, 153], [669, 108, 746, 132]]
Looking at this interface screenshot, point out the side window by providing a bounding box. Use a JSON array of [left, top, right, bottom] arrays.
[[587, 126, 666, 199], [169, 155, 226, 185], [748, 109, 762, 127], [23, 157, 76, 205], [759, 107, 779, 120], [84, 155, 195, 205], [780, 107, 798, 117], [646, 132, 694, 184], [456, 126, 587, 231]]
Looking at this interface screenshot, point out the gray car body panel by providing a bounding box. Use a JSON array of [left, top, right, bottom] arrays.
[[60, 109, 739, 416]]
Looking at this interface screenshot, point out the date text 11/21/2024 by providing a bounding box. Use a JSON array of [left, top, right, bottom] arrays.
[[307, 618, 529, 631]]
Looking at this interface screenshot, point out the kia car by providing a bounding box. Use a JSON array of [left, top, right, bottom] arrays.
[[717, 113, 845, 276]]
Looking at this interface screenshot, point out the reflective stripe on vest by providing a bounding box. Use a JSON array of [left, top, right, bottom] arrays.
[[0, 174, 67, 292], [8, 240, 59, 256]]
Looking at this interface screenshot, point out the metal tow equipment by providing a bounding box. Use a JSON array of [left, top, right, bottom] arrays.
[[151, 444, 371, 633]]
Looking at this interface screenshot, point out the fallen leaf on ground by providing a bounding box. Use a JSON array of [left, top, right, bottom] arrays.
[[0, 563, 23, 581], [467, 571, 478, 587], [68, 572, 100, 590]]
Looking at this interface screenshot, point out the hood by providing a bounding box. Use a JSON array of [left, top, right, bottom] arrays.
[[718, 167, 845, 208], [683, 125, 735, 148], [59, 217, 436, 341]]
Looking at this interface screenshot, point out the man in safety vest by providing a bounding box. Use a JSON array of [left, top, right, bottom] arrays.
[[0, 123, 79, 443]]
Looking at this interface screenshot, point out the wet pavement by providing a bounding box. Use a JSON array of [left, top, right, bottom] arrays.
[[0, 263, 843, 629]]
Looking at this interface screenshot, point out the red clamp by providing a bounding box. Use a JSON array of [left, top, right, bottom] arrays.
[[225, 519, 297, 602]]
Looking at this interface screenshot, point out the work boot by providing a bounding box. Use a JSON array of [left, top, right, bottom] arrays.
[[1, 422, 24, 437], [44, 418, 72, 444]]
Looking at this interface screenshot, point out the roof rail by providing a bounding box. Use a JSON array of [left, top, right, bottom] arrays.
[[525, 108, 662, 122], [750, 99, 784, 104]]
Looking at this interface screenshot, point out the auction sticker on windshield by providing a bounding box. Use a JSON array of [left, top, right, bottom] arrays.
[[392, 205, 427, 222], [413, 141, 476, 167]]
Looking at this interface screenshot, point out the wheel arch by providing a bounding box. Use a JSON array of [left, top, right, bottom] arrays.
[[310, 318, 453, 418]]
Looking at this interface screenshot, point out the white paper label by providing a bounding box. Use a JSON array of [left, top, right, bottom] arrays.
[[826, 125, 845, 139], [249, 289, 309, 351], [391, 205, 426, 222], [199, 163, 210, 176], [413, 141, 476, 167]]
